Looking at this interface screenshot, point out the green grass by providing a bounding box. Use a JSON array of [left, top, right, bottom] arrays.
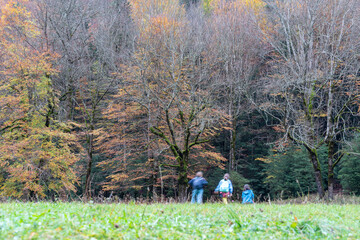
[[0, 203, 359, 239]]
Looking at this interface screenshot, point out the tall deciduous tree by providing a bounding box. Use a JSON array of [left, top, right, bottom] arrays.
[[78, 0, 132, 200], [261, 0, 360, 198], [208, 0, 266, 171], [0, 0, 80, 199], [33, 0, 133, 200], [126, 0, 227, 201]]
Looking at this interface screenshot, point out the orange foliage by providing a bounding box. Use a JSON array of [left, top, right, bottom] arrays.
[[99, 0, 228, 194], [0, 0, 80, 199], [209, 0, 265, 14]]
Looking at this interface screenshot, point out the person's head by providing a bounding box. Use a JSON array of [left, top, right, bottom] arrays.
[[196, 171, 203, 178], [224, 173, 230, 180], [244, 184, 251, 191]]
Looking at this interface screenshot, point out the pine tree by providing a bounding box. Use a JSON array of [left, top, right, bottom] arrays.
[[339, 135, 360, 195], [262, 145, 328, 199]]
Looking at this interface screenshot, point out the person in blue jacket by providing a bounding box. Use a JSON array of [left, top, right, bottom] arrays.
[[214, 173, 233, 204], [242, 184, 255, 204], [188, 171, 208, 204]]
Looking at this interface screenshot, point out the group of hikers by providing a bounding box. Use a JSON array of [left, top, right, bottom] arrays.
[[188, 172, 254, 204]]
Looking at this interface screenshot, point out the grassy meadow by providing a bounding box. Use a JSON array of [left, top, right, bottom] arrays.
[[0, 202, 359, 239]]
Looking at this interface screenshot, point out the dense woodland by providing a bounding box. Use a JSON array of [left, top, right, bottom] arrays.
[[0, 0, 359, 202]]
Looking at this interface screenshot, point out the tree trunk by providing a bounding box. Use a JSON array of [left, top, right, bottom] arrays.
[[308, 149, 325, 198], [327, 140, 343, 200], [177, 174, 187, 202], [159, 165, 164, 202], [84, 131, 94, 201], [328, 147, 335, 200], [326, 80, 335, 200], [45, 100, 53, 127], [67, 77, 75, 121], [177, 157, 188, 202], [152, 158, 158, 202], [229, 116, 236, 172], [45, 78, 54, 128], [148, 106, 158, 202]]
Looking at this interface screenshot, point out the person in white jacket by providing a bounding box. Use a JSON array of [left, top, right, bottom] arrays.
[[214, 173, 233, 204]]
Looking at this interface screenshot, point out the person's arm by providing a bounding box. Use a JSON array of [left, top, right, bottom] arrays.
[[202, 178, 208, 186], [229, 180, 233, 194], [251, 191, 255, 202], [188, 179, 193, 187], [214, 180, 222, 193]]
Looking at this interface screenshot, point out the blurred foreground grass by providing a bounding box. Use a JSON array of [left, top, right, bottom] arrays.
[[0, 202, 359, 239]]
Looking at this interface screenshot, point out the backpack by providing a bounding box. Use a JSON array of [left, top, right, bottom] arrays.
[[192, 177, 204, 189], [219, 180, 230, 192]]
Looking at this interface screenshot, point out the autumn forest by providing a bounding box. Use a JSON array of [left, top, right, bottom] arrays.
[[0, 0, 359, 202]]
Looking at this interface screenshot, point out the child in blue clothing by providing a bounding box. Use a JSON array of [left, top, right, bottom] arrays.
[[188, 171, 208, 204], [214, 173, 233, 204], [242, 184, 255, 204]]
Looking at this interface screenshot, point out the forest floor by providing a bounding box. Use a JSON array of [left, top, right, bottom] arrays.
[[0, 202, 359, 239]]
